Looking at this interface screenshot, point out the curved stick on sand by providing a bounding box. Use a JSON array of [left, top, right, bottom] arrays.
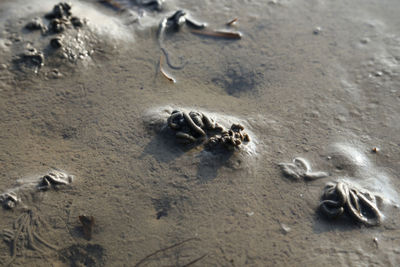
[[183, 112, 206, 137], [181, 253, 208, 267], [226, 18, 238, 26], [157, 18, 186, 70], [134, 237, 200, 267], [159, 55, 176, 83], [190, 29, 242, 39], [161, 47, 186, 70]]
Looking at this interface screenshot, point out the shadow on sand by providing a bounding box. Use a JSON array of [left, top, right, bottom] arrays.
[[312, 210, 368, 234], [140, 128, 234, 182]]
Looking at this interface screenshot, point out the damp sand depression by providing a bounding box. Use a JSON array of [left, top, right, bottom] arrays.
[[1, 0, 400, 266]]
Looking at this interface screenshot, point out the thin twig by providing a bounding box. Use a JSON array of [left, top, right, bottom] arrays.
[[161, 48, 186, 70], [134, 237, 200, 267], [159, 55, 176, 83], [181, 253, 208, 267], [190, 29, 242, 39], [226, 18, 238, 26]]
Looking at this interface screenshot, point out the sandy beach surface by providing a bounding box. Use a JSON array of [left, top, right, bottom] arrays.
[[1, 0, 400, 266]]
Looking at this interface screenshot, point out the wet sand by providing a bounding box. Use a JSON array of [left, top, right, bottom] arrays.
[[1, 0, 400, 266]]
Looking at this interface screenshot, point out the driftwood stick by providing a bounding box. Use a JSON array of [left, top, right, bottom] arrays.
[[134, 237, 200, 267], [181, 253, 208, 267]]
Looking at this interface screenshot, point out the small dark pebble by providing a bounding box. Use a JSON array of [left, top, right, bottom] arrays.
[[371, 147, 380, 153], [313, 27, 322, 35], [49, 19, 66, 33], [70, 16, 83, 27], [49, 68, 63, 79], [50, 36, 63, 49]]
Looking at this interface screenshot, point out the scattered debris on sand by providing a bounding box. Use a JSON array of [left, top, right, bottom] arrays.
[[205, 123, 250, 150], [319, 181, 382, 226], [25, 2, 85, 38], [278, 157, 329, 180], [0, 170, 73, 210], [44, 2, 84, 33], [37, 170, 74, 191], [166, 109, 250, 151], [16, 2, 88, 72], [156, 10, 206, 73], [156, 9, 241, 81]]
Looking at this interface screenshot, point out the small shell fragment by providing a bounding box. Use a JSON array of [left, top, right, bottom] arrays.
[[37, 170, 73, 190], [0, 192, 19, 209]]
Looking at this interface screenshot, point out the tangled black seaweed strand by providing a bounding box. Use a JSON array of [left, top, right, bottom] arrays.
[[319, 181, 382, 227], [167, 110, 250, 150]]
